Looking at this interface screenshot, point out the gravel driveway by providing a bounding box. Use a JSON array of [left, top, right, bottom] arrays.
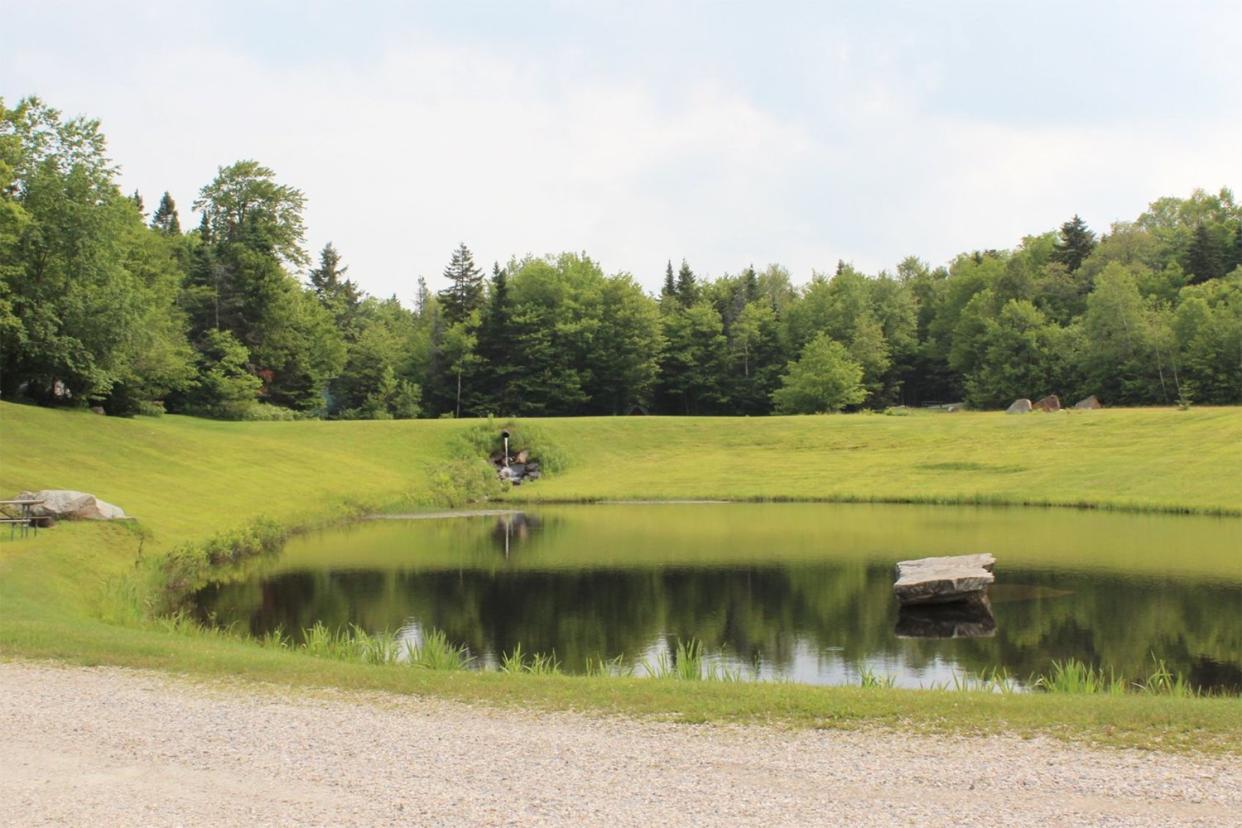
[[1, 662, 1238, 826]]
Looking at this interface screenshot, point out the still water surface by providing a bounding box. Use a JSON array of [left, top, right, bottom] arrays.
[[194, 503, 1242, 691]]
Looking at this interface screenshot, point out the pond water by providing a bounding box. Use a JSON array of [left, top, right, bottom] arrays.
[[194, 503, 1242, 691]]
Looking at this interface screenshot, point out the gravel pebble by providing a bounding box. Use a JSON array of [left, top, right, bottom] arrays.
[[1, 661, 1238, 826]]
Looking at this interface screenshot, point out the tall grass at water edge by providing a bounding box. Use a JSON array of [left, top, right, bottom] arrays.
[[157, 615, 1216, 697]]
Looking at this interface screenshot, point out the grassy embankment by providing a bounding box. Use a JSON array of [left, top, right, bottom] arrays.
[[1, 401, 1240, 753]]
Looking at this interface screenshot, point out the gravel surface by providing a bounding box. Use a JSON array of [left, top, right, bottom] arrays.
[[2, 661, 1239, 827]]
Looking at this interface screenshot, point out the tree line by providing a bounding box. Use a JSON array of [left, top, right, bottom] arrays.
[[3, 96, 1241, 420]]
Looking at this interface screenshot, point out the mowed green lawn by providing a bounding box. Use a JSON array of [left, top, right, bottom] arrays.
[[1, 401, 1240, 753]]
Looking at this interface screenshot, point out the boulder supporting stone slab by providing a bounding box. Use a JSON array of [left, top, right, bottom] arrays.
[[16, 490, 126, 521], [1005, 398, 1032, 414], [893, 553, 995, 606]]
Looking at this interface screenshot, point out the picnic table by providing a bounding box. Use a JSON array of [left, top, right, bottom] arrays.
[[0, 499, 44, 539]]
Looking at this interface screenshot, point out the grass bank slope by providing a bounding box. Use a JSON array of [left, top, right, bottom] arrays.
[[524, 408, 1242, 514], [1, 402, 1240, 754]]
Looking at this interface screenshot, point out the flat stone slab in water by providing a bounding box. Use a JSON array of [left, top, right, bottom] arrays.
[[893, 553, 996, 606]]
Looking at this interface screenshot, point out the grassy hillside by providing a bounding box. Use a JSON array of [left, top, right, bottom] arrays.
[[3, 404, 1241, 531], [1, 402, 1240, 753]]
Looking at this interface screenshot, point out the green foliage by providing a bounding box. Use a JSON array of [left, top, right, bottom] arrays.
[[404, 628, 472, 670], [1050, 214, 1097, 272], [771, 333, 867, 413], [5, 94, 1242, 418], [429, 458, 506, 507], [193, 159, 308, 267], [858, 667, 897, 689], [438, 242, 485, 325], [185, 329, 262, 419]]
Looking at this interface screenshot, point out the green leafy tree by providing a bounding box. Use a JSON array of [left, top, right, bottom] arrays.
[[771, 333, 866, 413], [332, 308, 422, 419], [963, 300, 1063, 408], [657, 301, 728, 414], [0, 96, 194, 409], [441, 315, 479, 418], [590, 273, 663, 413], [193, 160, 308, 267], [185, 329, 261, 418]]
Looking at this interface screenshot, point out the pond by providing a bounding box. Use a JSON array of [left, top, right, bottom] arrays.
[[194, 503, 1242, 691]]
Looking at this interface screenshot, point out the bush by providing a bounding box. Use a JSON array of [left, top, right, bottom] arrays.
[[429, 458, 507, 507]]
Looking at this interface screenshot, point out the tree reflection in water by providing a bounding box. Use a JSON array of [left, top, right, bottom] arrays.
[[193, 505, 1242, 693]]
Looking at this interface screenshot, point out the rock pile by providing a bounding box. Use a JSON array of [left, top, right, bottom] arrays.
[[491, 451, 542, 486]]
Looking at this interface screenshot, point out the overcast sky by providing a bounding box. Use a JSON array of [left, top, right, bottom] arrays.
[[5, 1, 1240, 301]]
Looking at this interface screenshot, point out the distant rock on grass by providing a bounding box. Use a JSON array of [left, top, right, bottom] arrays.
[[1033, 394, 1061, 412], [1074, 395, 1102, 409], [1005, 398, 1032, 414], [16, 490, 126, 520]]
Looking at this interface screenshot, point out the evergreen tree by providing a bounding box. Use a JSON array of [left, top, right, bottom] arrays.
[[414, 276, 431, 315], [308, 242, 361, 334], [1186, 223, 1227, 283], [438, 243, 485, 324], [662, 260, 676, 297], [150, 191, 181, 235], [741, 265, 759, 302], [1232, 224, 1242, 273], [470, 262, 516, 414], [675, 259, 698, 306], [130, 189, 145, 218], [1051, 215, 1097, 272]]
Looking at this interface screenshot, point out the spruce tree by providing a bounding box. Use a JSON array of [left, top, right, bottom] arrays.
[[741, 265, 759, 302], [438, 243, 485, 324], [470, 263, 515, 414], [151, 192, 181, 235], [414, 277, 432, 316], [662, 260, 676, 297], [1051, 215, 1097, 272], [130, 189, 145, 218], [675, 259, 698, 306], [1232, 224, 1242, 273], [1186, 224, 1226, 283], [308, 242, 361, 332]]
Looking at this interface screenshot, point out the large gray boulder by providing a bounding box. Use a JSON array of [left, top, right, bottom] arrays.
[[893, 553, 995, 606], [16, 490, 126, 520], [1074, 395, 1102, 409], [1005, 398, 1032, 414], [1033, 394, 1061, 412]]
